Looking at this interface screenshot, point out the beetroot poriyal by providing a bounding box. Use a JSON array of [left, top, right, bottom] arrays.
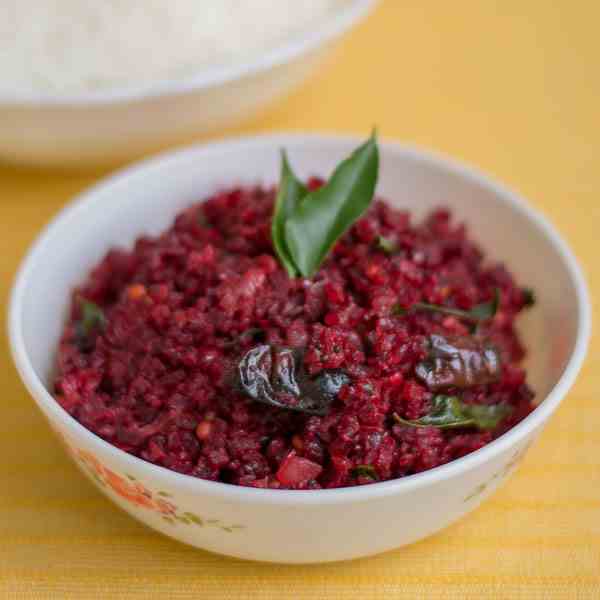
[[55, 137, 535, 489]]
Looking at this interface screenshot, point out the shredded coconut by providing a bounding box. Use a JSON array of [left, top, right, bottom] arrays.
[[0, 0, 345, 94]]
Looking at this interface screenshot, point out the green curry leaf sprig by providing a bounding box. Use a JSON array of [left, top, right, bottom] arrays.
[[377, 235, 398, 254], [393, 395, 511, 431], [351, 465, 379, 480], [74, 297, 106, 350], [271, 132, 379, 278], [393, 289, 501, 326]]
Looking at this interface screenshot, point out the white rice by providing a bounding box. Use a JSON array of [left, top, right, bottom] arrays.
[[0, 0, 346, 95]]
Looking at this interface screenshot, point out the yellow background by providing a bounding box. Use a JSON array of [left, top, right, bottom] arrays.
[[1, 1, 599, 597]]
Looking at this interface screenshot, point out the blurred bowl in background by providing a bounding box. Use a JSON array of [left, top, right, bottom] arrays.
[[0, 0, 376, 168]]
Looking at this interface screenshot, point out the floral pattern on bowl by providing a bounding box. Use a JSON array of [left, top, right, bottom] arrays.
[[67, 444, 244, 532]]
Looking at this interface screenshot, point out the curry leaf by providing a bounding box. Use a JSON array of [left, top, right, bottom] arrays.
[[80, 299, 106, 334], [377, 235, 398, 254], [469, 288, 501, 321], [351, 465, 379, 480], [394, 395, 472, 429], [284, 132, 379, 278], [394, 289, 501, 324], [221, 327, 265, 349], [75, 298, 106, 349], [393, 395, 511, 431], [465, 403, 511, 430], [521, 287, 536, 308], [271, 150, 308, 277]]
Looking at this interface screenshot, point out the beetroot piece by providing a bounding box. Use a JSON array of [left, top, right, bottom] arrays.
[[276, 451, 323, 487]]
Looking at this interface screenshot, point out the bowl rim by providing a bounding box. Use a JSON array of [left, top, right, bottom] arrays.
[[0, 0, 377, 107], [8, 133, 591, 506]]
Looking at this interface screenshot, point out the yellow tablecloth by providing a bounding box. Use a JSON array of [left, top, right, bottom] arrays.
[[1, 1, 599, 597]]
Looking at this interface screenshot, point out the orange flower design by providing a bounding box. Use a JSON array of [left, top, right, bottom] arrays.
[[102, 468, 156, 509], [155, 498, 177, 515], [66, 442, 244, 532], [76, 448, 105, 477]]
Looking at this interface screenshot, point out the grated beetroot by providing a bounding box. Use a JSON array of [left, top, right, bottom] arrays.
[[54, 182, 535, 489]]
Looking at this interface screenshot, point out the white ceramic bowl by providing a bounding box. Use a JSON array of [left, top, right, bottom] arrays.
[[0, 1, 375, 168], [9, 135, 590, 563]]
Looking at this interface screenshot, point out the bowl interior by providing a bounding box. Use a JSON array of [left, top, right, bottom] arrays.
[[15, 136, 581, 417]]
